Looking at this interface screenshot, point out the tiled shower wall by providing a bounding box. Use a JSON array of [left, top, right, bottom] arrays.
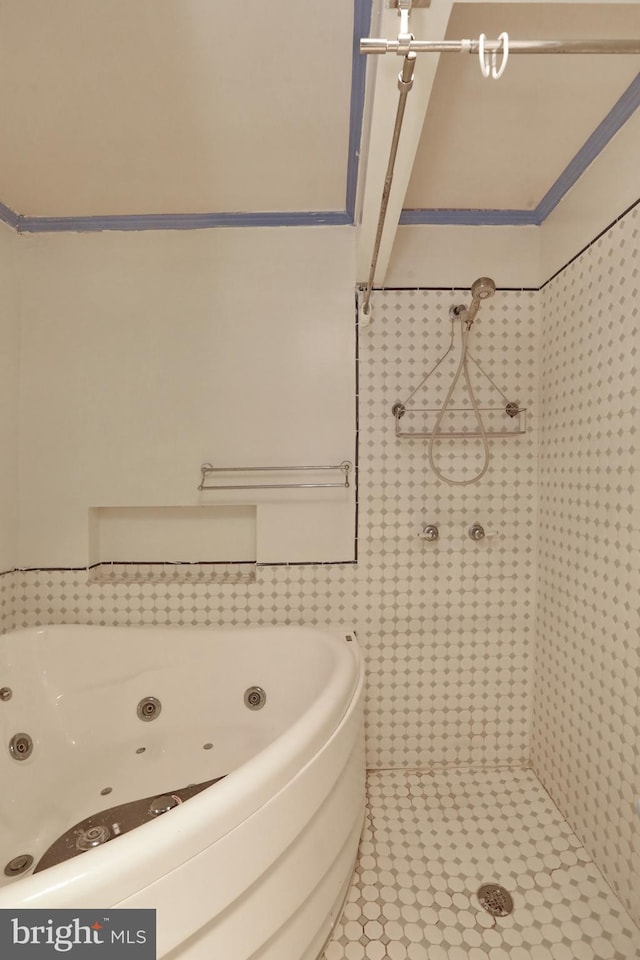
[[0, 288, 539, 770], [532, 202, 640, 925], [357, 289, 539, 769]]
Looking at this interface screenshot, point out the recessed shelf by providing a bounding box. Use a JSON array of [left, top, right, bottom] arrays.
[[89, 505, 257, 566]]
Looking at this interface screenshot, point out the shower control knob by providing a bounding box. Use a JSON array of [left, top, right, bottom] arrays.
[[148, 795, 180, 817], [420, 524, 439, 541], [468, 524, 500, 541], [76, 825, 111, 851]]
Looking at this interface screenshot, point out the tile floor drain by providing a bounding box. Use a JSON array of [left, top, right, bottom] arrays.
[[476, 883, 514, 917]]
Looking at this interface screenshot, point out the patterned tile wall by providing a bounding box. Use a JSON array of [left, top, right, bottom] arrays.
[[0, 288, 540, 770], [533, 203, 640, 925], [358, 290, 539, 770]]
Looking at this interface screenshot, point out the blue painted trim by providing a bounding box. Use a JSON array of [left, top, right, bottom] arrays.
[[399, 208, 540, 226], [4, 72, 639, 233], [18, 210, 352, 233], [0, 200, 20, 230], [346, 0, 373, 224], [398, 71, 640, 229], [535, 71, 640, 223]]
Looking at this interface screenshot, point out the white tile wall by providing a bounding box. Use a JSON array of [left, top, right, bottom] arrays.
[[532, 202, 640, 925], [0, 287, 539, 771], [358, 289, 539, 769]]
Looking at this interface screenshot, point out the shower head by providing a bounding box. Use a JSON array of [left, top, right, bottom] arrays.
[[464, 277, 496, 326], [470, 277, 496, 301]]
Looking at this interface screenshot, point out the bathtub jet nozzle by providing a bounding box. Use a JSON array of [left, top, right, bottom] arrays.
[[244, 686, 267, 710], [8, 732, 33, 761], [137, 696, 162, 721]]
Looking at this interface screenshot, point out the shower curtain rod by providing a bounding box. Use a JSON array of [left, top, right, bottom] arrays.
[[361, 38, 640, 55]]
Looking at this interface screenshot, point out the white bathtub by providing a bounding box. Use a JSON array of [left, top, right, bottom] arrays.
[[0, 624, 365, 959]]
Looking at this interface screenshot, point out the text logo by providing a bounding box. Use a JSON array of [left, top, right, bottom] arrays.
[[0, 910, 156, 957]]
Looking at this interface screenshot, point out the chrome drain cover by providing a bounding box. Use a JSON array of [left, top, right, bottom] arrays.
[[4, 854, 34, 877], [477, 883, 514, 917]]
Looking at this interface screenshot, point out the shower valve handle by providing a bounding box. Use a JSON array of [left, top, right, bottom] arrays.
[[468, 524, 499, 541], [420, 523, 439, 541]]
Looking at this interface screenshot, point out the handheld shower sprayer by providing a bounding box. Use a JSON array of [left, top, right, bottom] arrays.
[[464, 276, 496, 327], [470, 276, 496, 299]]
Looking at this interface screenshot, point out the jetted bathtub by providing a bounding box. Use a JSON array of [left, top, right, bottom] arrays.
[[0, 624, 365, 959]]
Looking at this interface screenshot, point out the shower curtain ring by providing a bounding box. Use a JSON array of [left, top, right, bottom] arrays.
[[492, 32, 509, 79], [479, 32, 509, 79], [478, 33, 491, 77]]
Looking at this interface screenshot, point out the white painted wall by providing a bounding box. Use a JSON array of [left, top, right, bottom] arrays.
[[383, 98, 640, 292], [385, 223, 541, 289], [0, 221, 20, 572], [17, 227, 356, 567]]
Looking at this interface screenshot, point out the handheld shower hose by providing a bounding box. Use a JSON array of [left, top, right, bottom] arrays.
[[428, 279, 495, 485]]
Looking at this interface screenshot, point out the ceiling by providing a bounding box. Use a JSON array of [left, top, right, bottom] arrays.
[[0, 0, 353, 217], [405, 3, 640, 212], [0, 1, 638, 221]]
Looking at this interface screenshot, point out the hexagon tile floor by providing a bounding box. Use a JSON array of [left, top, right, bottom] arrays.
[[322, 768, 639, 960]]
